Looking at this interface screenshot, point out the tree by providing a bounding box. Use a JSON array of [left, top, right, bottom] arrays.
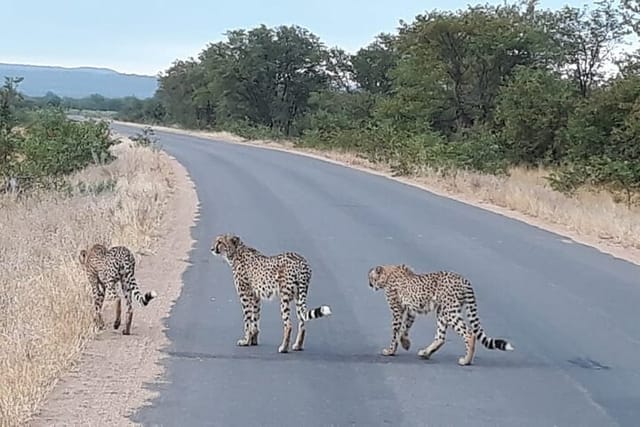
[[384, 4, 552, 133], [0, 77, 23, 132], [621, 0, 640, 34], [352, 33, 397, 94], [495, 67, 577, 164], [0, 77, 24, 172], [552, 0, 629, 97], [157, 59, 203, 127]]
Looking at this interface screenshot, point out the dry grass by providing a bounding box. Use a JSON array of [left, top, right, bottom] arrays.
[[407, 166, 640, 249], [0, 139, 174, 427]]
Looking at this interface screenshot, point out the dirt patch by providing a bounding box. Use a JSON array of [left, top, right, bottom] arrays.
[[28, 145, 198, 426], [115, 120, 640, 267]]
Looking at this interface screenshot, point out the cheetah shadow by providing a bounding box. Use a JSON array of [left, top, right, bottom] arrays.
[[164, 348, 542, 369]]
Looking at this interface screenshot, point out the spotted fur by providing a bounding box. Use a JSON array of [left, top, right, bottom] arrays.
[[368, 264, 514, 366], [211, 234, 332, 353], [78, 244, 157, 335]]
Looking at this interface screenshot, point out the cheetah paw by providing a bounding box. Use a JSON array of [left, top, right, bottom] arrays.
[[113, 320, 121, 330], [292, 343, 304, 351], [236, 338, 250, 346], [381, 348, 396, 356], [458, 357, 472, 366], [278, 345, 289, 353], [417, 349, 431, 359]]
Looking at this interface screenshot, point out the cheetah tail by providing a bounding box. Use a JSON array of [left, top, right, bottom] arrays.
[[132, 288, 158, 307], [303, 305, 332, 321], [464, 290, 514, 352]]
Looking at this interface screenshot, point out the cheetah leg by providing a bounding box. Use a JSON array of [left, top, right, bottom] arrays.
[[450, 311, 475, 366], [249, 296, 261, 346], [400, 310, 416, 351], [122, 291, 134, 335], [382, 307, 405, 356], [278, 295, 292, 353], [94, 291, 106, 330], [113, 297, 122, 330], [92, 281, 106, 330], [236, 292, 254, 346], [292, 303, 306, 351], [418, 315, 447, 359]]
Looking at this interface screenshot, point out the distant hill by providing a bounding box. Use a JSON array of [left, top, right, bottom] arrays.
[[0, 63, 158, 99]]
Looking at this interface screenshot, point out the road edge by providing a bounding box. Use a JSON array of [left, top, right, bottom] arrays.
[[29, 145, 199, 426]]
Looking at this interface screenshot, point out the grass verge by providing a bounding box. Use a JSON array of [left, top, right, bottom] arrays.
[[0, 138, 173, 427]]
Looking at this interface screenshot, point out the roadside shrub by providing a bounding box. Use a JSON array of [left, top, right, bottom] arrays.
[[16, 110, 115, 179]]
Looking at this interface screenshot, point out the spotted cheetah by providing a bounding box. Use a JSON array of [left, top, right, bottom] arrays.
[[368, 264, 514, 366], [211, 234, 332, 353], [78, 244, 157, 335]]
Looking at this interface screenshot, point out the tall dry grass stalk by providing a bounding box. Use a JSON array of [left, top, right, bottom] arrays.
[[0, 141, 174, 426]]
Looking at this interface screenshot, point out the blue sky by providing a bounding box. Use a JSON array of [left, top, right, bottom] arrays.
[[2, 0, 592, 76]]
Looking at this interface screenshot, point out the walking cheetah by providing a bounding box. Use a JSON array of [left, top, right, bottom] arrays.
[[211, 233, 332, 353], [78, 244, 157, 335], [368, 264, 514, 366]]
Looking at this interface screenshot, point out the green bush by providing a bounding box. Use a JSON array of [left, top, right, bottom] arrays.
[[219, 119, 286, 141], [495, 67, 577, 165], [16, 109, 115, 178], [438, 128, 509, 174]]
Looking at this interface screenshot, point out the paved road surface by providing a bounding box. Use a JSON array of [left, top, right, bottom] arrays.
[[112, 123, 640, 427]]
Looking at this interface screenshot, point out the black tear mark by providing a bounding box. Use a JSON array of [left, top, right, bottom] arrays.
[[568, 357, 611, 370]]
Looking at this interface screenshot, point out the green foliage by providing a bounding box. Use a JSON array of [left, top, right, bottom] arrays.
[[113, 2, 640, 199], [351, 33, 397, 95], [495, 67, 577, 164], [16, 110, 115, 179], [552, 0, 628, 97], [0, 77, 24, 132], [1, 77, 25, 174]]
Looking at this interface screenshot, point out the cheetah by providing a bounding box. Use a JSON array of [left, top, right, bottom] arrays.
[[368, 264, 514, 366], [78, 244, 157, 335], [211, 233, 332, 353]]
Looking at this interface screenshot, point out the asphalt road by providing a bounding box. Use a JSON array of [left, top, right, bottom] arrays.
[[112, 123, 640, 427]]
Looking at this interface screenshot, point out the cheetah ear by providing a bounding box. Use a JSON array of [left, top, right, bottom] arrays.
[[375, 266, 384, 275], [230, 235, 240, 246], [79, 249, 87, 264]]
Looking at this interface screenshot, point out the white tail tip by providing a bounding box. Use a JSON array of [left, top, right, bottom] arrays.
[[150, 290, 158, 298], [505, 342, 514, 351], [320, 305, 332, 316]]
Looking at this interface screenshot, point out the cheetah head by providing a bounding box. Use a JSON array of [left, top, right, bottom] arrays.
[[211, 233, 242, 264], [78, 244, 107, 267], [368, 264, 414, 290]]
